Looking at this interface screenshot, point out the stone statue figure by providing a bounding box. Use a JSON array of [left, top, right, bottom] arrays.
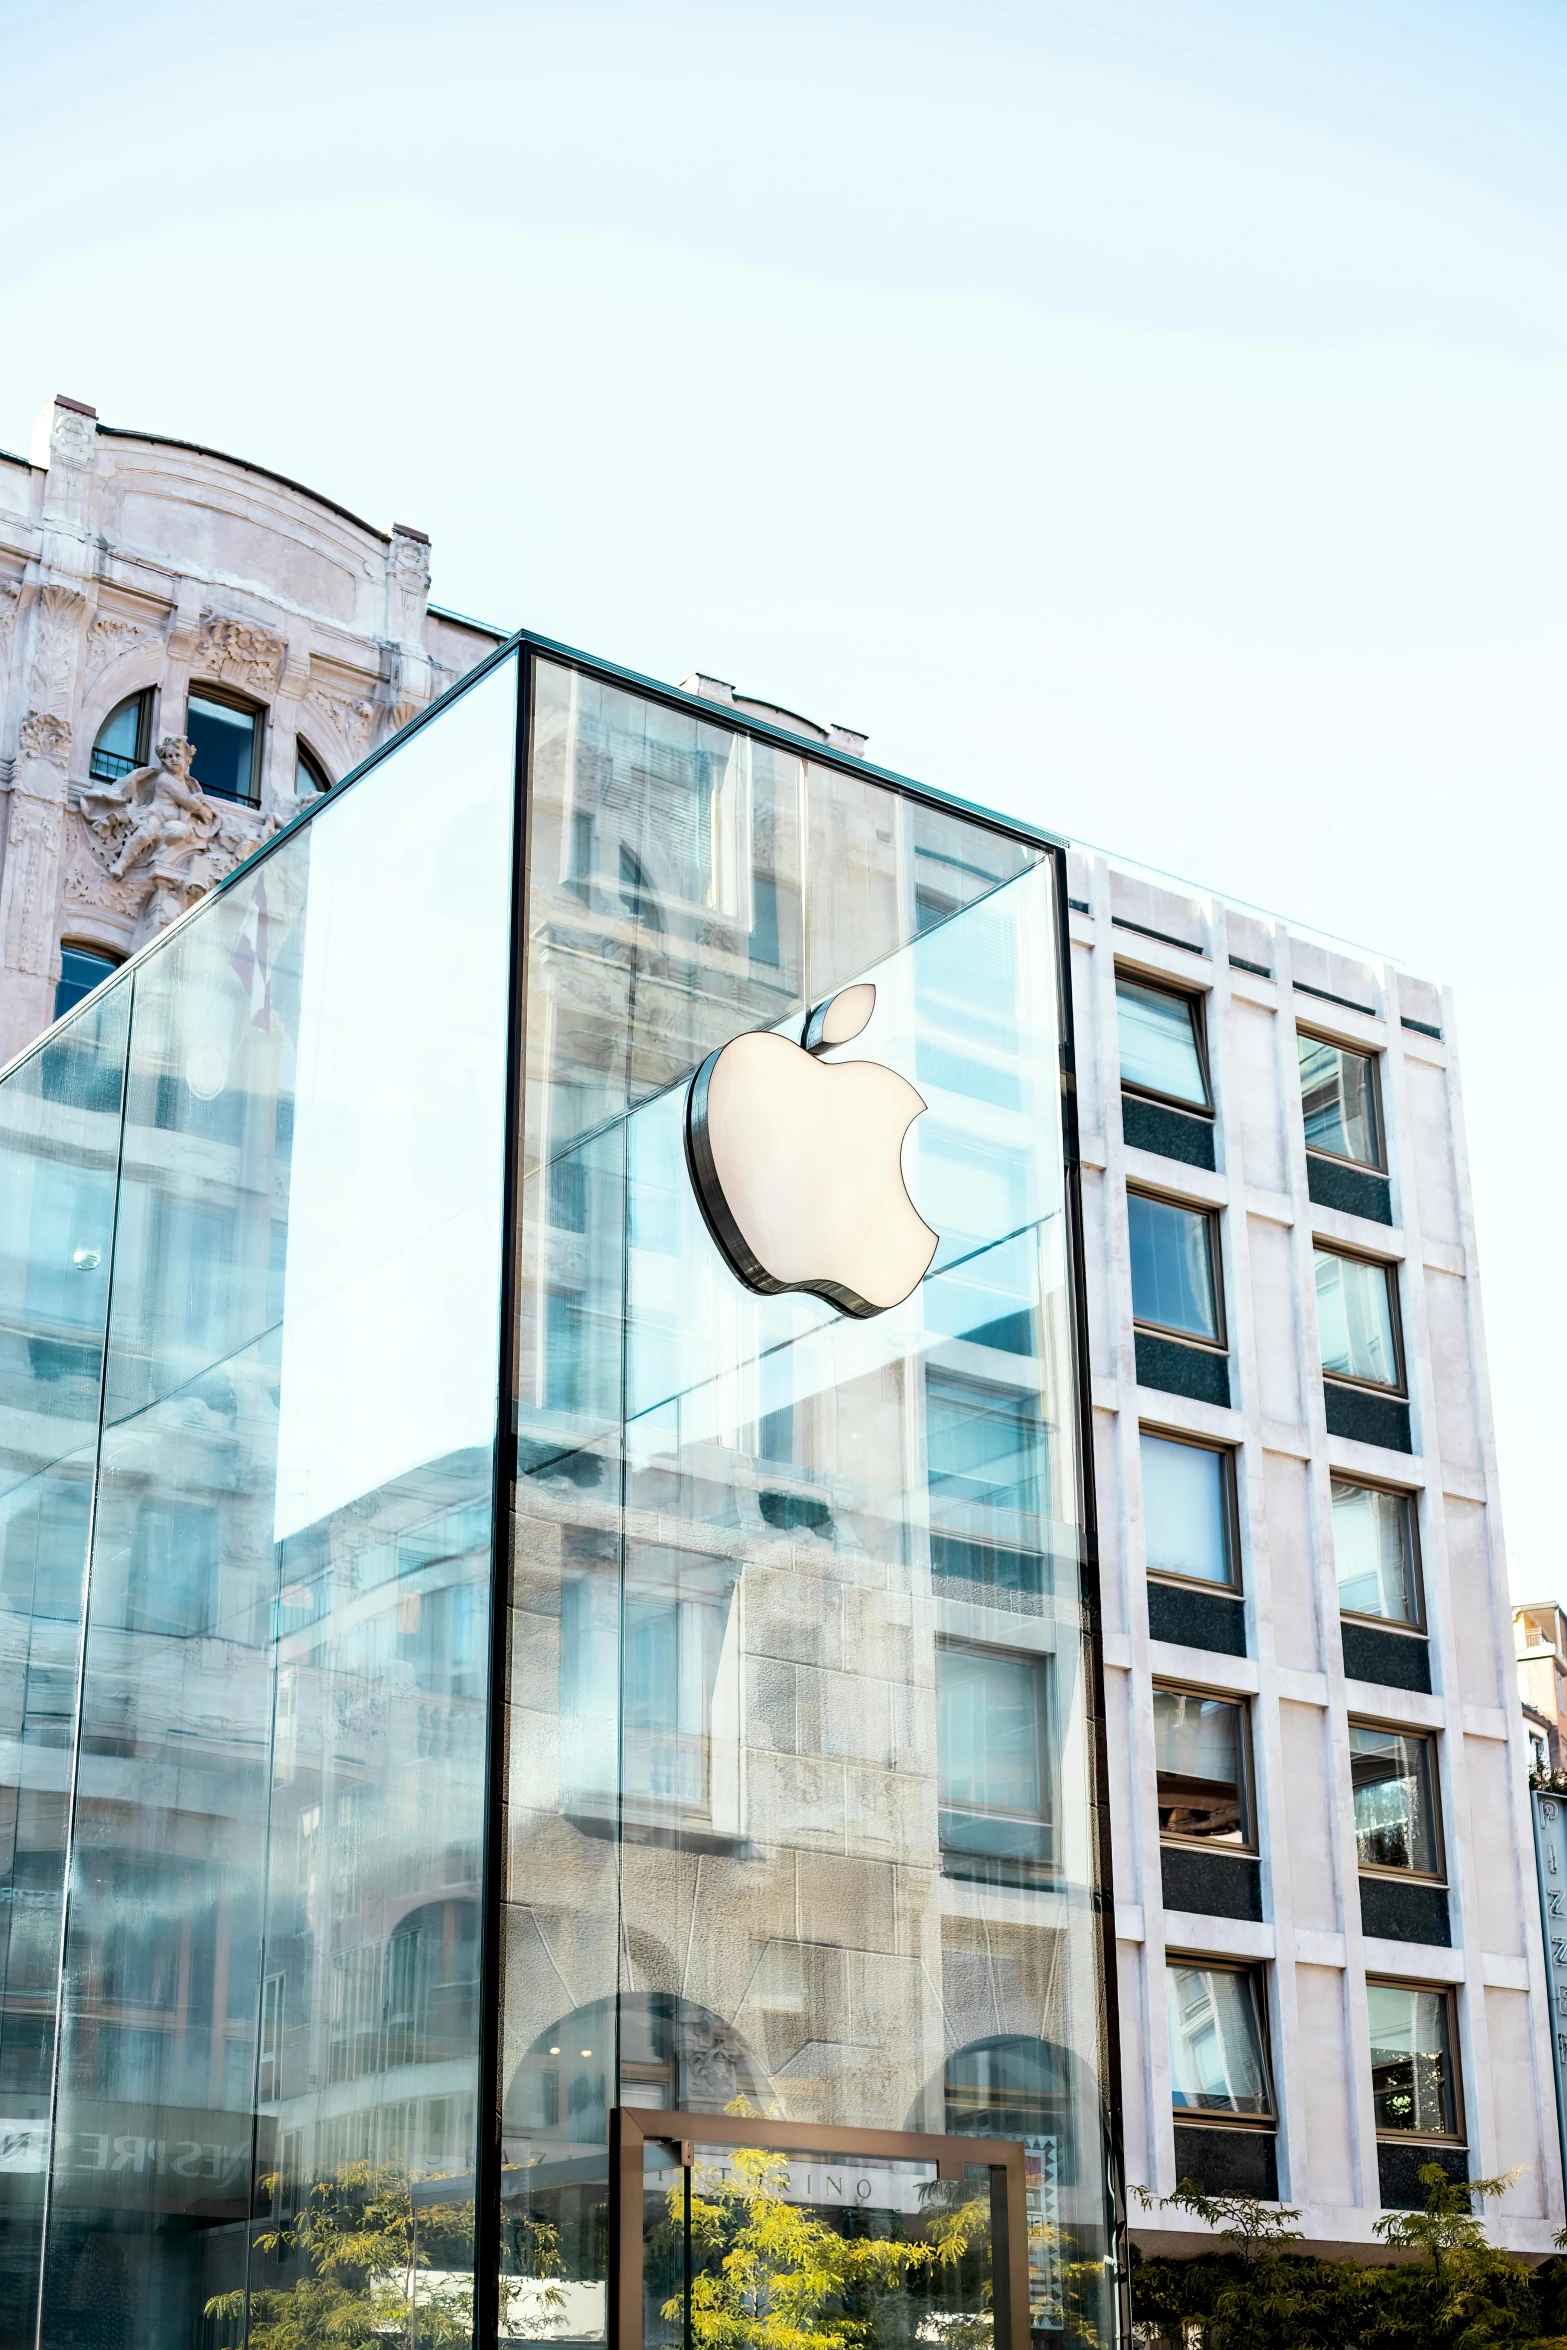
[[79, 734, 221, 877]]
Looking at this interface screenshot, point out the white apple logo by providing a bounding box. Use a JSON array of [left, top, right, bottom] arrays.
[[685, 984, 938, 1318]]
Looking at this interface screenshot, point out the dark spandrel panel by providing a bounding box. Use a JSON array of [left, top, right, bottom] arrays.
[[1172, 2127, 1277, 2200], [1136, 1332, 1230, 1408], [1306, 1154, 1393, 1226], [1120, 1094, 1216, 1170], [1359, 1876, 1450, 1947], [0, 989, 128, 2350], [1161, 1847, 1262, 1922], [1147, 1580, 1247, 1656], [1377, 2141, 1467, 2210], [1324, 1381, 1412, 1453], [1341, 1619, 1432, 1694]]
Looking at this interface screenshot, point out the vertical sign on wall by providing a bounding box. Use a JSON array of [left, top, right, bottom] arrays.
[[1025, 2135, 1064, 2331], [1531, 1793, 1567, 2192]]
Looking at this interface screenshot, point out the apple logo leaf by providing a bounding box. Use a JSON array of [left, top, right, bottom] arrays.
[[685, 984, 938, 1320]]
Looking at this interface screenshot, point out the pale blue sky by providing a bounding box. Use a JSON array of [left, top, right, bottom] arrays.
[[6, 0, 1565, 1591]]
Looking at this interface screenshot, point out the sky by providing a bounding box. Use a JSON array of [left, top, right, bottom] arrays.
[[4, 0, 1565, 1594]]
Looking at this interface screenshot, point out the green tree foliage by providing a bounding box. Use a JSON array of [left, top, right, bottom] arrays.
[[1131, 2166, 1567, 2350], [204, 2159, 479, 2350]]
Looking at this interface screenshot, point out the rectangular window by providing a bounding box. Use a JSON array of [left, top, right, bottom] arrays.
[[1141, 1432, 1235, 1587], [1117, 977, 1211, 1110], [1166, 1960, 1273, 2119], [1350, 1725, 1441, 1877], [925, 1371, 1043, 1523], [1314, 1247, 1402, 1391], [1367, 1981, 1459, 2139], [1334, 1480, 1422, 1627], [937, 1641, 1053, 1876], [185, 690, 262, 805], [1153, 1686, 1252, 1847], [1129, 1193, 1222, 1345], [1298, 1033, 1382, 1168]]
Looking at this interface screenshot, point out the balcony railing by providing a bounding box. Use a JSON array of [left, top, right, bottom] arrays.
[[88, 747, 139, 783]]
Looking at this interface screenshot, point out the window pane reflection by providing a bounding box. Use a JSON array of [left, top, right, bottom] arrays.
[[1140, 1434, 1233, 1586], [1129, 1194, 1219, 1342], [1117, 979, 1208, 1108], [1368, 1982, 1456, 2137], [1333, 1480, 1420, 1624], [1315, 1250, 1400, 1388], [1298, 1034, 1380, 1166], [1350, 1726, 1439, 1875], [1153, 1688, 1249, 1845], [1166, 1963, 1271, 2116]]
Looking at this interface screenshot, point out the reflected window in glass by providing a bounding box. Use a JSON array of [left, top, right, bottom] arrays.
[[1368, 1981, 1458, 2138], [1153, 1687, 1251, 1846], [186, 688, 262, 804], [1315, 1248, 1401, 1389], [1350, 1725, 1440, 1877], [1129, 1192, 1222, 1343], [938, 1641, 1053, 1876], [1298, 1033, 1382, 1167], [1141, 1432, 1235, 1587], [53, 944, 119, 1023], [1166, 1961, 1272, 2117], [1117, 976, 1210, 1109], [1334, 1479, 1421, 1625], [926, 1372, 1042, 1521]]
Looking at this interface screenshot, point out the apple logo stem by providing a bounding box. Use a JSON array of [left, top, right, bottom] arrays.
[[685, 984, 938, 1319]]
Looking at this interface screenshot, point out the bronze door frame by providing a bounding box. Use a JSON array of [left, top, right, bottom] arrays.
[[610, 2105, 1033, 2350]]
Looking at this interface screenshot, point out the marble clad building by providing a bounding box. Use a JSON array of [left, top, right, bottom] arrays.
[[0, 393, 502, 1066]]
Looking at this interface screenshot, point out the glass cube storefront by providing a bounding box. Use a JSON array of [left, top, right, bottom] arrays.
[[0, 642, 1120, 2347]]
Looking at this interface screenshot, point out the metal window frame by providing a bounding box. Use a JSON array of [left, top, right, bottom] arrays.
[[935, 1633, 1056, 1868], [609, 2106, 1032, 2350], [1331, 1472, 1426, 1635], [1347, 1717, 1446, 1885], [1163, 1954, 1277, 2129], [1313, 1241, 1407, 1397], [1137, 1424, 1241, 1594], [1113, 964, 1215, 1117], [1126, 1184, 1227, 1352], [1365, 1975, 1464, 2145], [1151, 1679, 1257, 1854], [1295, 1024, 1386, 1174], [184, 678, 266, 805]]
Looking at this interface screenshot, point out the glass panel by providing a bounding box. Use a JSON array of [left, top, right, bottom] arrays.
[[0, 992, 128, 2349], [185, 693, 258, 805], [36, 655, 516, 2347], [294, 745, 330, 796], [1140, 1434, 1232, 1586], [938, 1643, 1051, 1875], [53, 948, 118, 1024], [1367, 1982, 1456, 2136], [1350, 1727, 1439, 1875], [1315, 1249, 1399, 1388], [1165, 1963, 1270, 2116], [646, 2141, 999, 2350], [1333, 1479, 1420, 1623], [1116, 979, 1208, 1108], [1298, 1034, 1380, 1166], [89, 696, 144, 782], [1128, 1194, 1219, 1341], [1153, 1689, 1247, 1844], [504, 673, 1114, 2347]]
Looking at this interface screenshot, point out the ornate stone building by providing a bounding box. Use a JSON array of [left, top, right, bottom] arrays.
[[0, 393, 503, 1066]]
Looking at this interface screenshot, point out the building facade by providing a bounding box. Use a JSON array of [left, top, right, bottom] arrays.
[[0, 392, 501, 1068], [1514, 1603, 1567, 1776], [1067, 859, 1558, 2256]]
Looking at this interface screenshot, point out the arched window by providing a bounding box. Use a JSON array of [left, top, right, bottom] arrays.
[[89, 693, 151, 784], [54, 945, 119, 1023], [185, 688, 263, 805], [295, 741, 331, 797]]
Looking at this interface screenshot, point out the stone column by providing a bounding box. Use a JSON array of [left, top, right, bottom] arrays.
[[379, 523, 434, 739]]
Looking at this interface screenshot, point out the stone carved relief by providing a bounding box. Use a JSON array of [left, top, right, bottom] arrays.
[[85, 612, 157, 682], [18, 711, 72, 767], [75, 735, 277, 948], [0, 795, 66, 977], [27, 585, 86, 714], [195, 612, 285, 693], [50, 408, 96, 467], [306, 685, 377, 757], [390, 533, 431, 595]]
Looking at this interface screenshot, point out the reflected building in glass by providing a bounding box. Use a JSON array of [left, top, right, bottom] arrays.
[[0, 643, 1122, 2347]]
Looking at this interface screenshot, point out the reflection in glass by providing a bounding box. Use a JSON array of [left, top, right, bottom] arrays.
[[1140, 1434, 1233, 1586], [1298, 1034, 1381, 1167], [1350, 1726, 1439, 1875], [504, 673, 1114, 2348], [1315, 1249, 1400, 1388], [1153, 1689, 1249, 1844], [1333, 1479, 1420, 1624], [1117, 979, 1208, 1108], [1129, 1194, 1220, 1341], [1368, 1982, 1456, 2137], [1166, 1963, 1271, 2116]]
